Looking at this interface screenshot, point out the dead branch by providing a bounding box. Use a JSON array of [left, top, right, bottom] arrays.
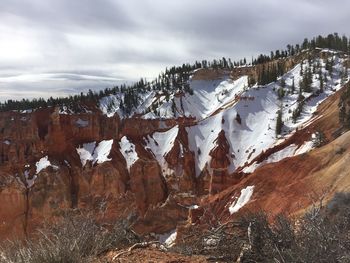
[[112, 241, 161, 261]]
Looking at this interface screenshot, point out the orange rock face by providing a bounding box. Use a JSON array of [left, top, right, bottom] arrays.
[[0, 107, 125, 239], [209, 130, 232, 195], [0, 82, 347, 241], [0, 107, 190, 239], [129, 158, 168, 214]]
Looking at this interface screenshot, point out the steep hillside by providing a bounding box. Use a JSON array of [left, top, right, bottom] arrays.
[[193, 86, 350, 224], [0, 45, 349, 243]]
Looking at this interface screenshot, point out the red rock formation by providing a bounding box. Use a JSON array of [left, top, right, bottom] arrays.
[[165, 125, 198, 194], [0, 77, 346, 242], [209, 130, 231, 195], [129, 158, 168, 214]]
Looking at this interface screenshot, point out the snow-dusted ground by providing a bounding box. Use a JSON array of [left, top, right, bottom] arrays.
[[242, 139, 314, 174], [229, 185, 255, 214], [157, 230, 177, 248], [175, 76, 248, 120]]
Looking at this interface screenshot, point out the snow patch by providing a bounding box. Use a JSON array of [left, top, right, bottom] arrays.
[[24, 170, 37, 188], [145, 125, 179, 176], [36, 156, 52, 174], [229, 186, 255, 214], [119, 136, 139, 171], [93, 140, 114, 164], [76, 140, 113, 167], [164, 231, 177, 247], [76, 142, 96, 167], [76, 118, 89, 128], [295, 140, 314, 155]]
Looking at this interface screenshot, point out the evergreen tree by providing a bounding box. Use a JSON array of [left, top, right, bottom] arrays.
[[275, 109, 283, 136], [319, 70, 324, 93], [291, 78, 295, 94]]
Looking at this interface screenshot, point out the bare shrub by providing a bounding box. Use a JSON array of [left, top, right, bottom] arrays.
[[0, 212, 140, 263], [239, 193, 350, 263], [170, 209, 246, 262], [172, 192, 350, 263]]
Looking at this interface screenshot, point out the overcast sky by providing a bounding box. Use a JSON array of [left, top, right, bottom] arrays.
[[0, 0, 349, 101]]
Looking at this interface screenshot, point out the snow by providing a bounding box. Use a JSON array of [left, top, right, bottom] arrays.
[[36, 156, 52, 174], [99, 94, 123, 118], [24, 170, 37, 188], [64, 160, 71, 168], [119, 136, 139, 171], [229, 186, 255, 214], [267, 144, 298, 163], [93, 140, 113, 164], [191, 54, 348, 176], [101, 75, 249, 121], [176, 76, 248, 120], [96, 52, 349, 178], [164, 231, 177, 247], [295, 140, 314, 155], [243, 139, 315, 174], [22, 156, 56, 188], [145, 125, 179, 176], [100, 90, 155, 118], [186, 82, 281, 177], [76, 140, 113, 167], [3, 140, 10, 145], [76, 142, 95, 167], [76, 118, 89, 128]]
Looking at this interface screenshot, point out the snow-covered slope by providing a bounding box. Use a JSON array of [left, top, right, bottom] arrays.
[[144, 125, 179, 176], [137, 51, 349, 178], [96, 50, 350, 181], [171, 76, 248, 120]]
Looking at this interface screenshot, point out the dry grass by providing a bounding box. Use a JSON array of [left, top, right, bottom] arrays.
[[0, 213, 140, 263]]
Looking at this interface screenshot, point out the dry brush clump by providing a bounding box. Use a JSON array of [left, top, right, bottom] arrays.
[[171, 192, 350, 263], [0, 212, 141, 263], [239, 192, 350, 262], [170, 207, 247, 261]]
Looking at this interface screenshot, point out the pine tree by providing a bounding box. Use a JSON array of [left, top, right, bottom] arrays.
[[319, 71, 324, 93], [276, 109, 283, 136], [300, 61, 304, 76], [291, 78, 295, 94]]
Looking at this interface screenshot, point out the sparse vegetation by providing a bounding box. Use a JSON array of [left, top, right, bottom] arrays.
[[1, 192, 350, 263], [0, 213, 140, 263], [275, 109, 283, 136], [292, 99, 305, 123], [171, 192, 350, 262], [313, 130, 327, 148], [339, 82, 350, 129]]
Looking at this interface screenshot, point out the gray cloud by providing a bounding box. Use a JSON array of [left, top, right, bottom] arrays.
[[0, 0, 349, 101]]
